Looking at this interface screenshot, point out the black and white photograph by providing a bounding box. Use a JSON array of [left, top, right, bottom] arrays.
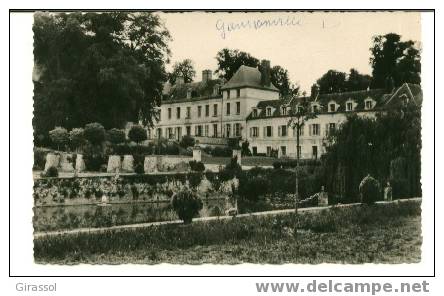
[[28, 10, 425, 265]]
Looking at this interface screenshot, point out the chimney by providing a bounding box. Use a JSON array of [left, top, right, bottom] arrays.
[[176, 74, 184, 85], [260, 60, 271, 87], [202, 69, 212, 83]]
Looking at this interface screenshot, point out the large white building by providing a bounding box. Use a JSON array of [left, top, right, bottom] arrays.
[[150, 60, 422, 159]]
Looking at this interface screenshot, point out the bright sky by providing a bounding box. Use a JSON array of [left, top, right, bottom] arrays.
[[160, 11, 421, 93]]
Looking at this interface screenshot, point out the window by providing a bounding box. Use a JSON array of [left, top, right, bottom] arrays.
[[279, 125, 287, 137], [265, 126, 273, 137], [205, 105, 209, 117], [346, 102, 353, 111], [280, 146, 287, 156], [198, 106, 202, 117], [186, 126, 191, 136], [176, 127, 182, 140], [195, 125, 203, 136], [251, 127, 259, 137], [236, 89, 241, 98], [266, 107, 272, 116], [213, 104, 218, 116], [176, 107, 181, 119], [282, 106, 288, 116], [186, 106, 191, 119], [227, 90, 230, 99], [252, 109, 258, 117], [213, 124, 218, 137], [329, 103, 336, 112], [167, 128, 174, 139], [234, 123, 241, 137], [204, 125, 209, 137], [225, 124, 231, 137], [312, 105, 318, 113], [312, 146, 318, 159], [186, 89, 192, 99], [365, 100, 373, 109], [156, 128, 162, 138], [310, 124, 320, 136], [297, 106, 303, 113], [236, 102, 241, 114], [168, 108, 172, 119], [329, 123, 336, 132], [226, 102, 230, 115]]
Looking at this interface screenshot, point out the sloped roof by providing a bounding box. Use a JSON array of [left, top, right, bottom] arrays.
[[221, 65, 279, 92], [162, 78, 223, 103]]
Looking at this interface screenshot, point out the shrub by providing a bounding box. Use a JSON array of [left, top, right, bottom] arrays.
[[359, 175, 381, 205], [219, 156, 243, 181], [188, 173, 203, 188], [44, 166, 59, 178], [228, 138, 240, 149], [33, 148, 48, 170], [212, 146, 232, 157], [189, 160, 205, 172], [171, 189, 203, 224], [238, 176, 269, 201], [107, 128, 126, 145], [49, 127, 69, 151], [133, 153, 145, 174], [179, 135, 195, 148], [83, 144, 106, 171], [241, 141, 252, 156], [84, 123, 106, 146], [128, 125, 147, 144], [69, 128, 85, 151]]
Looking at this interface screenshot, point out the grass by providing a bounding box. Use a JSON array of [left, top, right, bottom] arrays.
[[34, 200, 421, 264]]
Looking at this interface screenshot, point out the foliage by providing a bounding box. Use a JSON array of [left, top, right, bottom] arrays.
[[107, 128, 126, 145], [168, 59, 196, 84], [83, 143, 106, 171], [69, 128, 85, 151], [370, 33, 421, 89], [219, 157, 243, 181], [359, 175, 381, 204], [171, 189, 203, 224], [49, 127, 69, 150], [323, 104, 421, 202], [241, 141, 252, 156], [34, 147, 50, 170], [84, 122, 106, 146], [128, 125, 147, 144], [270, 65, 300, 97], [215, 48, 259, 81], [315, 68, 372, 95], [44, 166, 59, 177], [179, 135, 195, 148], [32, 12, 171, 138], [238, 176, 270, 202], [189, 160, 205, 172]]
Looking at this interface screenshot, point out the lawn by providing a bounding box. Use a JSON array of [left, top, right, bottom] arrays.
[[34, 200, 421, 264]]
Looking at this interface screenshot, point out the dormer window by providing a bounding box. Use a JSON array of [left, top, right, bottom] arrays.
[[297, 106, 304, 113], [346, 102, 354, 111], [213, 85, 221, 96], [236, 89, 241, 98], [226, 90, 230, 99], [266, 107, 272, 116], [186, 89, 192, 99], [252, 108, 258, 117], [329, 103, 336, 112], [364, 97, 376, 110], [312, 105, 318, 113], [400, 94, 409, 106], [281, 106, 288, 116]]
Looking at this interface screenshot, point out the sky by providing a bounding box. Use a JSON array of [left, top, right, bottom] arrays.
[[159, 11, 421, 93]]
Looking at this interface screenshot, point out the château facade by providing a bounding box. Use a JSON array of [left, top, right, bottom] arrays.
[[149, 60, 422, 159]]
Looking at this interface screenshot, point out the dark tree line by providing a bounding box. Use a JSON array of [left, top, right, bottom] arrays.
[[33, 12, 171, 144], [323, 104, 421, 202]]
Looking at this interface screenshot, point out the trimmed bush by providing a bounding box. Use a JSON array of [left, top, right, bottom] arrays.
[[107, 128, 126, 145], [44, 166, 59, 178], [128, 125, 147, 144], [171, 189, 203, 224], [359, 175, 381, 205], [241, 141, 252, 156], [179, 135, 195, 148], [189, 160, 205, 172], [49, 127, 69, 151], [69, 128, 85, 151], [83, 144, 106, 171], [84, 123, 106, 146], [238, 176, 269, 201]]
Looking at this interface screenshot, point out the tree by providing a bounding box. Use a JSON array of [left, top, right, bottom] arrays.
[[215, 48, 259, 81], [179, 135, 195, 148], [370, 33, 421, 89], [107, 128, 126, 145], [84, 122, 106, 146], [316, 70, 347, 94], [168, 59, 196, 84], [171, 189, 203, 224], [49, 126, 69, 151], [69, 128, 85, 152], [287, 97, 318, 212], [128, 125, 147, 144], [346, 68, 372, 91], [270, 65, 300, 98], [33, 12, 171, 139]]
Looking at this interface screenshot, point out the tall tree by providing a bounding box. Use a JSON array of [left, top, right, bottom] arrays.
[[215, 48, 259, 81], [370, 33, 421, 89], [168, 59, 196, 84], [270, 65, 300, 98], [316, 70, 347, 94], [33, 12, 171, 141], [346, 68, 372, 91]]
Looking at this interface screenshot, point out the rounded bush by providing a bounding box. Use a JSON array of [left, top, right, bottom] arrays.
[[189, 160, 205, 172], [49, 127, 69, 151], [84, 123, 106, 145], [179, 135, 195, 148], [359, 174, 381, 204], [44, 166, 59, 178], [171, 189, 203, 224], [128, 125, 147, 144], [69, 128, 85, 151], [107, 128, 126, 145]]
